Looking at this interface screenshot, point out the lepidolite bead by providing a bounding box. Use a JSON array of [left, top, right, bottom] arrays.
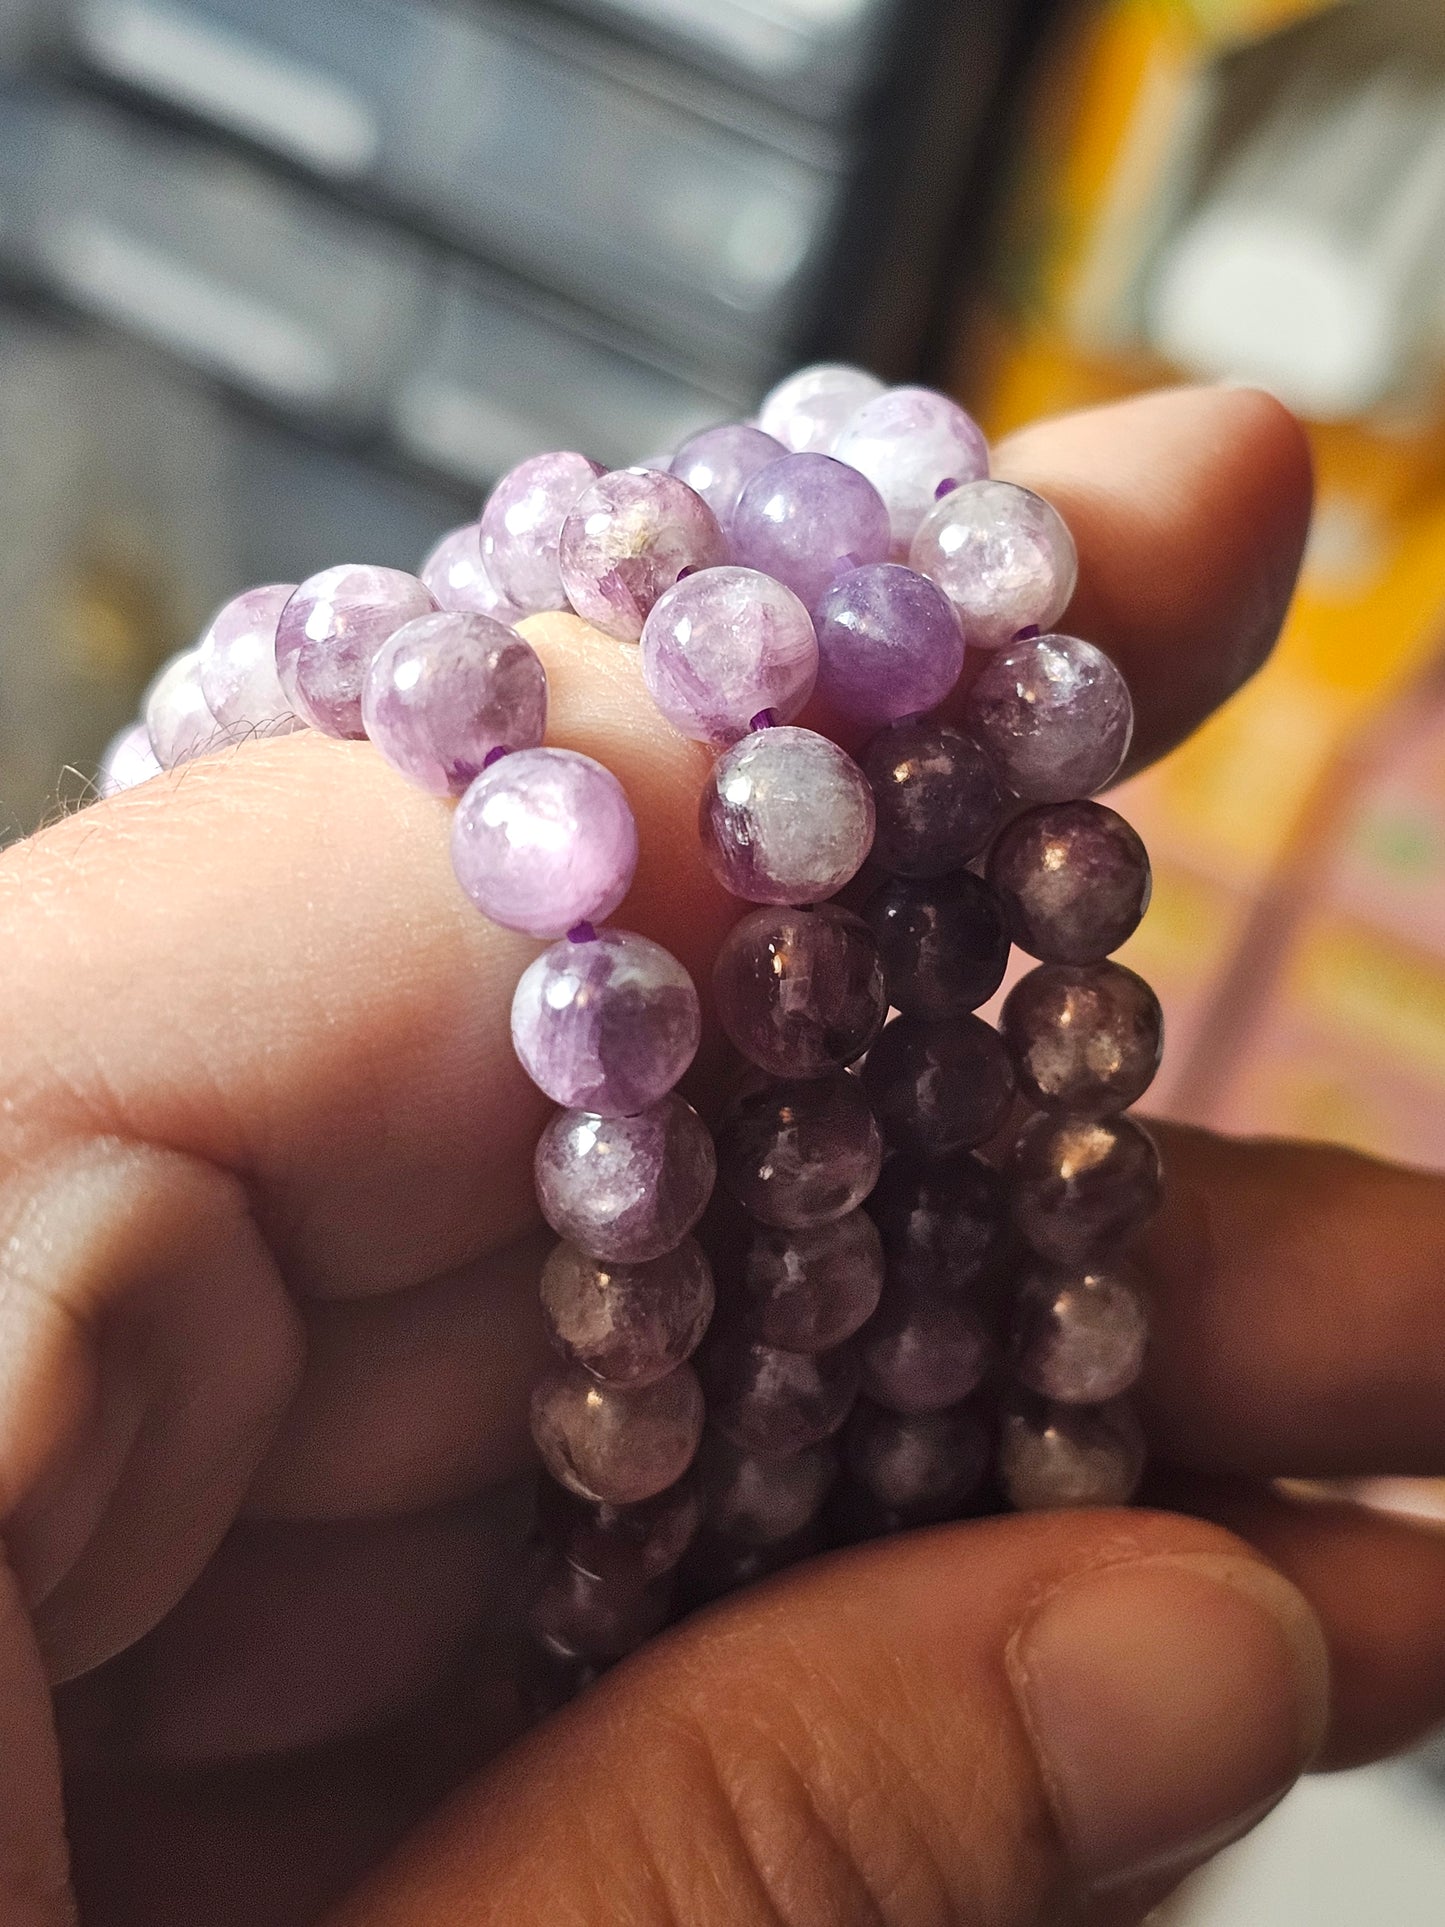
[[699, 727, 875, 905], [812, 564, 965, 723], [736, 1210, 885, 1352], [1001, 962, 1163, 1116], [1012, 1266, 1148, 1405], [640, 566, 817, 743], [512, 930, 700, 1115], [480, 452, 606, 613], [702, 1337, 862, 1456], [731, 454, 890, 612], [861, 1015, 1016, 1159], [559, 469, 728, 642], [698, 1433, 837, 1544], [845, 1399, 991, 1521], [713, 904, 887, 1078], [867, 1154, 1007, 1296], [363, 613, 547, 796], [98, 721, 161, 797], [537, 1474, 703, 1586], [999, 1396, 1146, 1511], [859, 1288, 992, 1414], [531, 1360, 706, 1504], [863, 871, 1009, 1020], [145, 649, 223, 768], [1011, 1113, 1162, 1264], [988, 801, 1151, 962], [540, 1238, 715, 1387], [197, 584, 303, 735], [757, 363, 886, 454], [452, 748, 638, 939], [964, 634, 1134, 802], [276, 565, 438, 739], [535, 1095, 716, 1264], [670, 423, 786, 527], [717, 1070, 883, 1230], [832, 386, 989, 551], [911, 480, 1077, 649], [529, 1551, 672, 1662], [420, 523, 524, 623], [862, 720, 1002, 877]]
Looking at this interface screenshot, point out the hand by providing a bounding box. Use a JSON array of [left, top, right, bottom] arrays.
[[1, 386, 1442, 1927]]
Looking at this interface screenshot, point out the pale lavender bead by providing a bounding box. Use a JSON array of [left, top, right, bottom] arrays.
[[702, 1337, 862, 1456], [537, 1474, 703, 1585], [862, 721, 1002, 877], [1011, 1113, 1163, 1266], [713, 904, 887, 1078], [559, 469, 728, 642], [641, 566, 817, 744], [911, 480, 1077, 649], [757, 364, 886, 455], [98, 721, 161, 796], [699, 727, 875, 906], [480, 452, 606, 613], [145, 649, 223, 769], [858, 1288, 992, 1415], [197, 584, 303, 735], [1012, 1266, 1148, 1405], [987, 801, 1152, 963], [670, 423, 786, 527], [812, 564, 965, 724], [276, 565, 438, 739], [737, 1210, 885, 1353], [731, 455, 890, 612], [363, 613, 547, 796], [535, 1095, 716, 1263], [964, 634, 1134, 803], [419, 523, 524, 623], [529, 1550, 671, 1662], [540, 1238, 714, 1387], [717, 1070, 883, 1230], [1001, 962, 1163, 1116], [860, 1015, 1016, 1159], [999, 1396, 1146, 1511], [698, 1432, 837, 1544], [845, 1399, 991, 1520], [512, 929, 700, 1115], [451, 748, 638, 939], [832, 386, 989, 552], [531, 1360, 706, 1504]]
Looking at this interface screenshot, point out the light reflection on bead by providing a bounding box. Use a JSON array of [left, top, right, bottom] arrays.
[[98, 720, 161, 796], [987, 800, 1151, 963], [535, 1095, 716, 1264], [276, 565, 438, 739], [420, 523, 524, 623], [731, 454, 890, 612], [145, 648, 225, 769], [537, 1474, 703, 1586], [862, 720, 1002, 878], [812, 563, 965, 723], [197, 584, 303, 736], [1011, 1113, 1162, 1264], [963, 634, 1134, 803], [1001, 962, 1163, 1116], [757, 363, 886, 455], [700, 727, 875, 906], [528, 1547, 672, 1661], [1011, 1266, 1149, 1404], [861, 1014, 1016, 1159], [364, 613, 547, 796], [858, 1287, 993, 1415], [560, 469, 728, 642], [832, 386, 989, 552], [702, 1336, 862, 1457], [999, 1396, 1146, 1511], [717, 1070, 883, 1230], [863, 871, 1009, 1020], [910, 479, 1076, 649], [670, 423, 786, 527], [713, 904, 887, 1079], [867, 1154, 1008, 1297], [531, 1360, 706, 1505], [481, 452, 606, 613], [845, 1398, 992, 1521], [736, 1210, 885, 1353], [697, 1432, 837, 1544], [640, 566, 817, 744], [540, 1238, 715, 1387]]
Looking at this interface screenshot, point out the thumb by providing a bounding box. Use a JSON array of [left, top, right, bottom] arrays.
[[329, 1509, 1328, 1927]]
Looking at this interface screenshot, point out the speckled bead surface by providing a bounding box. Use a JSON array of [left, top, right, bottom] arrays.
[[717, 1070, 883, 1230], [699, 727, 875, 906], [531, 1361, 706, 1505], [988, 800, 1151, 962], [702, 1337, 862, 1457], [712, 904, 887, 1079], [1001, 962, 1163, 1116], [535, 1095, 717, 1264], [540, 1238, 715, 1387], [363, 612, 547, 796], [862, 720, 1002, 877], [910, 480, 1077, 649], [1011, 1265, 1149, 1405], [559, 469, 728, 642], [1010, 1113, 1163, 1265], [863, 871, 1010, 1020], [963, 634, 1134, 803], [999, 1396, 1146, 1511], [276, 565, 438, 739]]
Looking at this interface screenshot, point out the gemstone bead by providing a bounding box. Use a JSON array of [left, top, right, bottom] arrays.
[[363, 613, 547, 796], [698, 1433, 837, 1544], [1012, 1266, 1149, 1405], [702, 1337, 862, 1456], [988, 801, 1151, 963], [699, 727, 875, 905], [540, 1238, 715, 1387], [419, 523, 524, 624], [528, 1550, 672, 1662], [812, 564, 965, 723], [862, 720, 1002, 877], [712, 904, 887, 1078], [145, 649, 224, 769], [911, 480, 1077, 649], [276, 566, 438, 739], [559, 469, 728, 642], [1011, 1113, 1162, 1264], [832, 386, 989, 551], [731, 454, 891, 612], [861, 1015, 1017, 1159], [863, 871, 1009, 1020], [452, 748, 639, 939], [757, 363, 886, 454], [98, 720, 161, 796], [512, 929, 701, 1115], [736, 1210, 885, 1353], [640, 566, 817, 743], [197, 584, 303, 735], [845, 1399, 992, 1521], [1001, 962, 1163, 1115], [859, 1286, 993, 1415], [670, 423, 786, 527], [535, 1095, 716, 1264], [676, 1523, 823, 1610], [964, 634, 1134, 803], [537, 1474, 703, 1586], [531, 1361, 706, 1506], [999, 1396, 1146, 1511], [717, 1070, 883, 1230], [480, 452, 606, 613], [867, 1154, 1007, 1296]]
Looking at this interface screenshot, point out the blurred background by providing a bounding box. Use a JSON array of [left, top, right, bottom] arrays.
[[2, 0, 1444, 1916]]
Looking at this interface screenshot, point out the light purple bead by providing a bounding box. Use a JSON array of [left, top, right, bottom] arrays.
[[512, 929, 700, 1115], [528, 1549, 671, 1662], [811, 563, 965, 724], [145, 649, 224, 769], [832, 386, 989, 552], [535, 1094, 716, 1263], [699, 727, 875, 906], [1011, 1113, 1163, 1266], [987, 801, 1152, 964], [964, 634, 1134, 803], [757, 364, 887, 455], [736, 1210, 885, 1353], [276, 565, 438, 740], [845, 1399, 992, 1521], [911, 480, 1077, 650], [858, 1287, 993, 1415], [1000, 961, 1163, 1116], [702, 1336, 862, 1457], [420, 523, 524, 623], [451, 748, 638, 940], [713, 903, 887, 1078], [537, 1474, 703, 1585], [862, 720, 1002, 877], [363, 613, 547, 797], [670, 423, 786, 527], [640, 566, 817, 744], [480, 452, 606, 614], [698, 1432, 837, 1544], [731, 454, 890, 613], [559, 469, 728, 642], [999, 1396, 1146, 1511], [197, 584, 303, 736], [531, 1360, 706, 1504], [716, 1069, 883, 1230], [98, 721, 161, 797], [861, 1015, 1017, 1160], [1012, 1266, 1148, 1405], [540, 1238, 715, 1387]]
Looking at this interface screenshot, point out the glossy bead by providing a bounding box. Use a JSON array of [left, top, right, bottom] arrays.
[[98, 721, 161, 796], [988, 801, 1151, 962], [699, 727, 875, 905], [197, 584, 303, 735], [420, 523, 524, 622], [480, 452, 605, 613], [698, 1433, 837, 1544], [276, 566, 438, 739], [1011, 1113, 1162, 1264], [363, 613, 547, 796], [999, 1396, 1146, 1511], [859, 1288, 992, 1414], [512, 930, 700, 1115], [145, 649, 223, 768], [845, 1399, 992, 1521], [559, 469, 728, 642], [670, 423, 786, 526], [713, 904, 886, 1078], [537, 1474, 703, 1586], [528, 1551, 671, 1662], [540, 1238, 714, 1388], [862, 720, 1002, 877], [452, 748, 638, 939], [1001, 962, 1163, 1116], [964, 634, 1134, 803], [863, 871, 1009, 1020], [911, 480, 1077, 649], [702, 1336, 862, 1456], [812, 564, 965, 723], [867, 1154, 1007, 1296], [717, 1070, 883, 1230], [535, 1096, 716, 1264], [832, 386, 989, 551], [731, 454, 890, 612], [1012, 1266, 1148, 1404], [736, 1210, 885, 1352], [757, 363, 886, 454], [861, 1015, 1016, 1159], [640, 566, 817, 743], [531, 1360, 706, 1505]]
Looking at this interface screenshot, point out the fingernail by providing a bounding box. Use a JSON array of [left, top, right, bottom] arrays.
[[1007, 1553, 1329, 1894]]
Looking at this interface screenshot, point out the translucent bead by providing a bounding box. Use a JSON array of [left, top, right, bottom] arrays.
[[420, 523, 524, 623], [713, 904, 887, 1078], [698, 1432, 837, 1544], [451, 748, 638, 939], [670, 423, 786, 527], [910, 479, 1077, 649], [858, 1287, 992, 1414], [717, 1070, 883, 1230], [863, 871, 1009, 1020], [845, 1398, 992, 1521], [531, 1360, 706, 1504], [145, 649, 224, 769], [1011, 1113, 1162, 1265], [964, 634, 1134, 803], [98, 721, 161, 797], [559, 469, 728, 642], [536, 1094, 716, 1264], [731, 454, 890, 612], [197, 584, 303, 736], [1012, 1266, 1148, 1405], [832, 386, 989, 552], [736, 1210, 885, 1352], [1001, 962, 1163, 1116], [999, 1396, 1146, 1511], [812, 564, 965, 724], [861, 1015, 1016, 1159], [756, 363, 886, 454], [862, 720, 1002, 877], [529, 1550, 671, 1662], [363, 613, 547, 796], [702, 1336, 862, 1456], [540, 1238, 714, 1387], [537, 1474, 703, 1586], [640, 566, 817, 744], [699, 727, 875, 905], [867, 1153, 1007, 1296], [512, 929, 701, 1115], [276, 566, 438, 739], [480, 452, 606, 613], [988, 800, 1151, 963]]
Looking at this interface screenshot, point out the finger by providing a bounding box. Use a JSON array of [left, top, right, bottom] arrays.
[[0, 1558, 74, 1924]]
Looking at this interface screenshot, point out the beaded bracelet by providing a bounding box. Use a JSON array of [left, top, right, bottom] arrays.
[[99, 362, 1163, 1689]]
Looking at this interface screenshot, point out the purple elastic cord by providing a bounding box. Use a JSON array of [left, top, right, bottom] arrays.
[[483, 744, 513, 769], [934, 477, 959, 500], [1014, 625, 1041, 642], [750, 708, 778, 732], [567, 922, 600, 945]]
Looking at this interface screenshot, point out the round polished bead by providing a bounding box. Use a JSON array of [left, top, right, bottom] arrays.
[[832, 386, 989, 552], [859, 1288, 992, 1414], [911, 480, 1077, 649], [420, 523, 524, 623], [964, 634, 1134, 803], [1012, 1266, 1149, 1405], [197, 584, 303, 736], [528, 1550, 671, 1662], [98, 720, 161, 797], [713, 904, 887, 1078], [702, 1337, 862, 1456], [812, 564, 964, 723], [537, 1474, 703, 1586], [1011, 1113, 1162, 1265], [988, 801, 1151, 963], [363, 613, 547, 796], [276, 566, 438, 739], [867, 1153, 1007, 1296], [861, 1015, 1016, 1159], [540, 1238, 714, 1388], [757, 363, 886, 454], [640, 566, 817, 743], [845, 1398, 991, 1521], [452, 748, 638, 939], [862, 721, 1002, 878], [731, 454, 891, 612], [698, 1433, 837, 1544], [717, 1070, 883, 1230], [512, 930, 700, 1115], [736, 1210, 885, 1352], [700, 727, 875, 905], [145, 649, 224, 769], [480, 452, 606, 613], [535, 1095, 716, 1264], [531, 1361, 706, 1505], [559, 469, 728, 642], [1001, 962, 1163, 1115], [999, 1396, 1146, 1511], [863, 871, 1009, 1020], [670, 423, 786, 527]]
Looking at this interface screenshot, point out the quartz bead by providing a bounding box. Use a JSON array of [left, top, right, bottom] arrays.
[[736, 1210, 885, 1352], [713, 904, 887, 1079], [1012, 1266, 1148, 1405], [698, 1433, 837, 1544], [812, 564, 965, 723], [559, 469, 728, 642], [832, 386, 989, 552], [676, 1523, 823, 1611], [999, 1396, 1146, 1511], [731, 455, 891, 613], [420, 523, 524, 623], [717, 1070, 883, 1230], [845, 1398, 991, 1521], [535, 1095, 716, 1264], [670, 423, 786, 527], [452, 748, 639, 939], [911, 480, 1077, 649], [98, 721, 161, 796], [867, 1154, 1007, 1296], [480, 452, 606, 613], [987, 800, 1151, 962], [757, 363, 886, 454], [861, 1015, 1017, 1159], [863, 871, 1009, 1020], [858, 1287, 992, 1415], [862, 720, 1002, 877], [640, 566, 817, 743], [512, 929, 700, 1115], [702, 1336, 862, 1456], [1011, 1113, 1162, 1265], [540, 1238, 715, 1388], [276, 566, 438, 739], [363, 613, 547, 796], [1001, 962, 1163, 1116], [197, 584, 303, 736], [531, 1360, 706, 1505], [699, 727, 875, 905], [538, 1474, 703, 1586], [964, 634, 1134, 803], [145, 649, 224, 768], [529, 1551, 671, 1662]]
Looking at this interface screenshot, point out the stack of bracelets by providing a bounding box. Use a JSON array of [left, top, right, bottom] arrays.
[[97, 363, 1163, 1699]]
